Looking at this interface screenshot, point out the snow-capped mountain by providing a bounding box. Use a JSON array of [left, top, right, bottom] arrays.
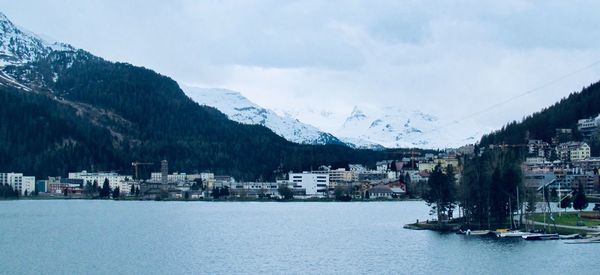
[[279, 105, 484, 149], [0, 12, 73, 67], [183, 86, 345, 146]]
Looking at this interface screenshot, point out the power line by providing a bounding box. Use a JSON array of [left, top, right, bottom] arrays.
[[425, 58, 600, 133]]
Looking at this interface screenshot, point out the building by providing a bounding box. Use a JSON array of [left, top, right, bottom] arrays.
[[573, 157, 600, 174], [0, 173, 35, 195], [556, 142, 591, 162], [357, 171, 388, 181], [376, 160, 394, 172], [524, 172, 557, 191], [47, 177, 67, 194], [369, 184, 394, 199], [229, 182, 280, 198], [525, 157, 547, 165], [348, 164, 367, 172], [68, 171, 131, 190], [160, 160, 168, 185], [35, 180, 47, 193], [553, 128, 573, 145], [528, 140, 551, 158], [289, 172, 329, 197], [313, 168, 354, 188], [577, 116, 600, 140], [150, 172, 187, 183], [545, 173, 596, 195]]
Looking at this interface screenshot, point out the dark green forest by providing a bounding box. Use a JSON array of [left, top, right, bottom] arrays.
[[0, 50, 425, 180], [479, 81, 600, 153]]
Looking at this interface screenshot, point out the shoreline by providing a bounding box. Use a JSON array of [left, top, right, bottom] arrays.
[[1, 197, 424, 203]]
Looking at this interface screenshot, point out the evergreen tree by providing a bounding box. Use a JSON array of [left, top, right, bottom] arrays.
[[112, 186, 120, 199], [100, 178, 111, 198], [277, 185, 294, 200], [573, 182, 588, 212], [424, 164, 456, 223], [559, 194, 572, 212]]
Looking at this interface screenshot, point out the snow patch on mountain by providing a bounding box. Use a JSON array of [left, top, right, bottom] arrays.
[[0, 12, 73, 67], [183, 86, 344, 145], [280, 105, 484, 149]]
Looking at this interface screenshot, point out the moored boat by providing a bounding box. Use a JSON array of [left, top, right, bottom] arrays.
[[466, 230, 490, 236], [564, 237, 600, 244], [559, 234, 581, 240], [522, 233, 559, 241], [497, 231, 532, 238]]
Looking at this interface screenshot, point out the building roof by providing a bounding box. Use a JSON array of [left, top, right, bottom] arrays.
[[369, 184, 393, 194]]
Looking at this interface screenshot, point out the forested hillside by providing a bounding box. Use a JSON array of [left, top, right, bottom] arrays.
[[479, 81, 600, 152]]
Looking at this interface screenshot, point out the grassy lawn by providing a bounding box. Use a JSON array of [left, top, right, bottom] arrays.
[[530, 212, 600, 227]]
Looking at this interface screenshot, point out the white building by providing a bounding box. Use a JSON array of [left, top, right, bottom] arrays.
[[313, 168, 354, 187], [0, 173, 35, 195], [68, 171, 131, 190], [577, 116, 600, 139], [557, 142, 591, 162], [150, 172, 187, 183], [289, 172, 329, 197]]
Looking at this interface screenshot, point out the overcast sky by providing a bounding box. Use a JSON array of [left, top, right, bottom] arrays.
[[3, 0, 600, 136]]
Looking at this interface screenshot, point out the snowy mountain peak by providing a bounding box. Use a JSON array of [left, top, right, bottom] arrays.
[[183, 86, 345, 146], [0, 12, 74, 67], [345, 106, 367, 123]]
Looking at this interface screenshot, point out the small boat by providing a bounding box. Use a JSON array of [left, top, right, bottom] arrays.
[[497, 231, 532, 238], [465, 229, 490, 236], [522, 233, 559, 241], [559, 234, 581, 240], [565, 237, 600, 244]]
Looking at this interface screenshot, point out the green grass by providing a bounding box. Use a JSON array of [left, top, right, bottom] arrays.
[[530, 212, 600, 227]]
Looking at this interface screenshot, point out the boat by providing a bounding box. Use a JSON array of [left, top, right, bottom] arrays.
[[559, 234, 581, 240], [466, 230, 490, 236], [497, 231, 532, 238], [522, 233, 559, 241], [565, 237, 600, 244]]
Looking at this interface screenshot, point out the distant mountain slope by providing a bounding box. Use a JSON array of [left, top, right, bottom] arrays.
[[183, 87, 345, 146], [280, 106, 482, 149], [0, 12, 407, 180], [479, 81, 600, 149]]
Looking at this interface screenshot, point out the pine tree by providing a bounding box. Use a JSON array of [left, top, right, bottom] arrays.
[[100, 178, 111, 198], [573, 182, 588, 212], [112, 186, 120, 199]]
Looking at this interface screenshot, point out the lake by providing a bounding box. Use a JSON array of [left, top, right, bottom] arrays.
[[1, 200, 599, 274]]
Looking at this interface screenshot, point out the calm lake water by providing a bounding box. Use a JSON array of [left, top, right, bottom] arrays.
[[1, 200, 599, 275]]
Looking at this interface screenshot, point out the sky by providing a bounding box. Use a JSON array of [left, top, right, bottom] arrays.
[[3, 0, 600, 142]]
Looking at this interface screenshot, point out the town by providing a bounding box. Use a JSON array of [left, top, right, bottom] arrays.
[[3, 117, 600, 203], [1, 151, 463, 201]]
